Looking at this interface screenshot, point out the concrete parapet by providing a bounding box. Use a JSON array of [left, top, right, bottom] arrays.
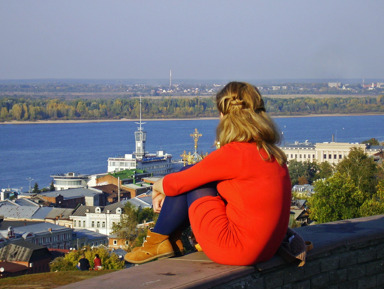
[[58, 214, 384, 289]]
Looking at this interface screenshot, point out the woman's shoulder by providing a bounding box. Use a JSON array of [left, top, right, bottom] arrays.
[[220, 142, 257, 151]]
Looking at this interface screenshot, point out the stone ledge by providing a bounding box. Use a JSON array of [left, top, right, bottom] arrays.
[[57, 214, 384, 289]]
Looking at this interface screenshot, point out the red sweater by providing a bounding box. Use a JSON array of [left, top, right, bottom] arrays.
[[163, 142, 291, 265]]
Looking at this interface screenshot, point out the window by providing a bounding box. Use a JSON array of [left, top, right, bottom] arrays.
[[113, 240, 117, 245], [329, 154, 332, 159], [97, 221, 100, 228], [324, 154, 327, 159], [83, 220, 85, 227], [334, 154, 337, 159], [339, 154, 342, 159], [92, 221, 95, 227], [102, 221, 106, 228]]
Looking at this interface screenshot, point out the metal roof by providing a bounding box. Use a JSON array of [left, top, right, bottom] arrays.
[[72, 202, 124, 216], [0, 205, 39, 219], [38, 188, 103, 199], [31, 207, 54, 220], [12, 223, 72, 235], [73, 229, 108, 239], [44, 208, 74, 220]]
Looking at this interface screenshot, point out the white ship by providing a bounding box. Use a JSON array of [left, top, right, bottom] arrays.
[[107, 98, 176, 176]]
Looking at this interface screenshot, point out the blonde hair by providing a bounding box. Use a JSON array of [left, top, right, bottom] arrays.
[[216, 81, 287, 165]]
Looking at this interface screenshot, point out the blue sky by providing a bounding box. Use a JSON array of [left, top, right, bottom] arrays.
[[0, 0, 383, 80]]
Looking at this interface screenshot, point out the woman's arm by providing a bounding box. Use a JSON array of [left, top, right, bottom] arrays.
[[163, 143, 243, 196]]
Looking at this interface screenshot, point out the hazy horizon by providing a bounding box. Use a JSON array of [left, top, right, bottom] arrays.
[[1, 1, 383, 80]]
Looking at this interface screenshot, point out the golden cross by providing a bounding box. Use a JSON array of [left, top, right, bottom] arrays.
[[190, 128, 202, 153]]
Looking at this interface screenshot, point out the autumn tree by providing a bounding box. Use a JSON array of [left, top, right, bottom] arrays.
[[362, 138, 380, 146], [288, 160, 319, 185], [317, 161, 334, 180], [112, 203, 155, 250], [360, 180, 384, 217], [335, 148, 377, 197], [49, 246, 124, 271], [309, 172, 365, 223]]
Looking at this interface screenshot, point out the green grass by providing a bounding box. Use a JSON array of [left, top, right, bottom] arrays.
[[0, 270, 118, 289]]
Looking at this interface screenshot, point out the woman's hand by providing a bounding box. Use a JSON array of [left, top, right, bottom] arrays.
[[152, 178, 165, 213], [152, 193, 165, 213]]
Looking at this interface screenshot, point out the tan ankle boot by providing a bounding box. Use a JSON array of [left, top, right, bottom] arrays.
[[124, 231, 174, 264]]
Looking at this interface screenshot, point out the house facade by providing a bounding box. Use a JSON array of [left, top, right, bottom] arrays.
[[70, 203, 124, 236]]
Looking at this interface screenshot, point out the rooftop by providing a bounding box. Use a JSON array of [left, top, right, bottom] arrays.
[[38, 188, 103, 199], [12, 222, 72, 235]]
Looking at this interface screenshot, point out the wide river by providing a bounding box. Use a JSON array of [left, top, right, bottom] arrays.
[[1, 114, 384, 190]]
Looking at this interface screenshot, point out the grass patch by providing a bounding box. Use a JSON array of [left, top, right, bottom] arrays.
[[0, 270, 118, 289]]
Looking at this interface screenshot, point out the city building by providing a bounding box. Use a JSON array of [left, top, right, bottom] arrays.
[[95, 169, 152, 199], [281, 141, 382, 165], [91, 184, 132, 204], [37, 187, 106, 207], [70, 203, 124, 236], [0, 199, 42, 221], [72, 229, 109, 249], [108, 234, 129, 250], [0, 239, 52, 274], [12, 223, 74, 249], [44, 208, 74, 227], [50, 172, 89, 190]]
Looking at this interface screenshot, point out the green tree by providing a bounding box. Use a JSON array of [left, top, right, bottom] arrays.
[[362, 138, 380, 146], [137, 207, 155, 224], [49, 181, 55, 191], [336, 148, 377, 197], [360, 180, 384, 217], [112, 203, 150, 250], [288, 160, 319, 185], [288, 160, 307, 185], [32, 182, 40, 194], [317, 161, 334, 180], [309, 172, 365, 223]]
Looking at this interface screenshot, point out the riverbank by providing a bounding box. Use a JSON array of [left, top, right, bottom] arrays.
[[1, 112, 384, 125]]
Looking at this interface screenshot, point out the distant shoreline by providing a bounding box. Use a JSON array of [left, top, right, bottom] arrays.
[[1, 113, 384, 125]]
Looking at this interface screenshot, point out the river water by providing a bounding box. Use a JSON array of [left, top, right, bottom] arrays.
[[1, 115, 383, 190]]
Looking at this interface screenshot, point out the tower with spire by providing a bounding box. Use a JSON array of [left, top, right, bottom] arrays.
[[134, 96, 146, 159], [107, 96, 175, 176]]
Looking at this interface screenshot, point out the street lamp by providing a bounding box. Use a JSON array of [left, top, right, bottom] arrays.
[[26, 177, 34, 193]]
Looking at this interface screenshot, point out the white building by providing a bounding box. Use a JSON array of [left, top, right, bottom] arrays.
[[281, 141, 382, 165], [70, 203, 124, 236], [50, 172, 89, 190]]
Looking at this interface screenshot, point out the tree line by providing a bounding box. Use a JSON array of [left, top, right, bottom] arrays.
[[1, 95, 384, 122]]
